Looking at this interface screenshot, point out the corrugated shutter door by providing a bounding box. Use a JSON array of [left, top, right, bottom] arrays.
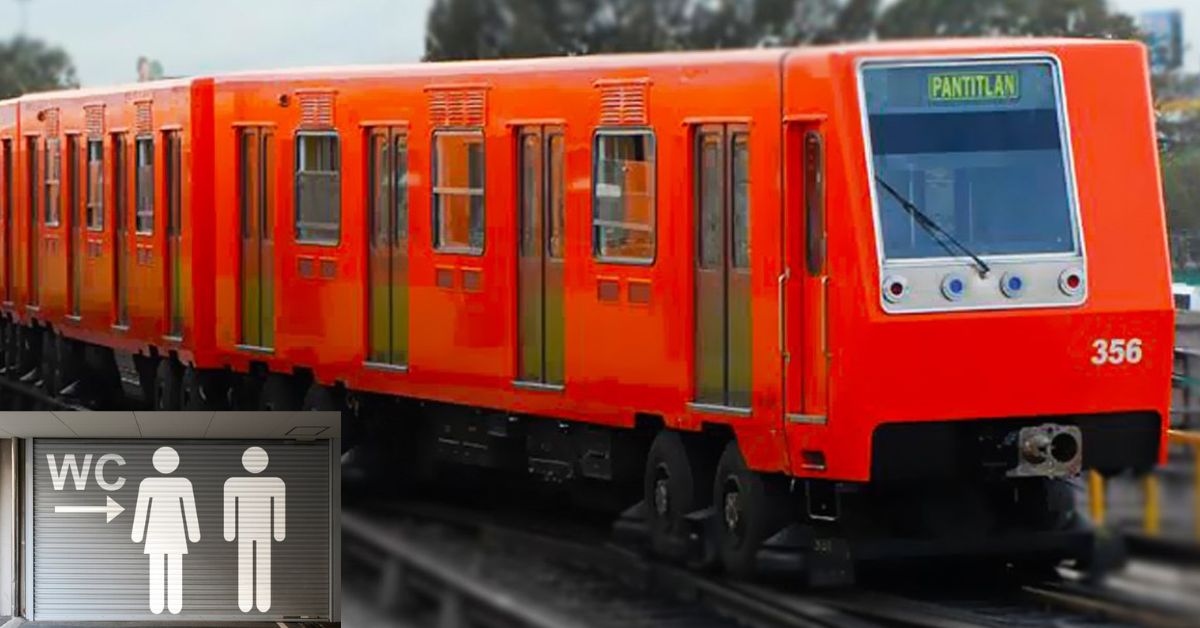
[[32, 439, 332, 622]]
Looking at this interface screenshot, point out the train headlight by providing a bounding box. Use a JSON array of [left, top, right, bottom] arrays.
[[1058, 268, 1084, 296], [882, 275, 908, 303], [1000, 272, 1025, 299], [940, 274, 966, 301]]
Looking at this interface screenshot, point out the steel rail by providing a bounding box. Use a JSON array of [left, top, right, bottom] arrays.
[[344, 510, 589, 628]]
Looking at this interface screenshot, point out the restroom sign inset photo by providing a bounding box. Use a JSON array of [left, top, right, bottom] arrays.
[[30, 439, 333, 623]]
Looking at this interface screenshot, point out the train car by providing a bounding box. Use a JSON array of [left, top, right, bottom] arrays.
[[0, 80, 221, 408], [0, 37, 1173, 579]]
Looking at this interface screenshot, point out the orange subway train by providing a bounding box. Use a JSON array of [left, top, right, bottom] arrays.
[[0, 38, 1174, 577]]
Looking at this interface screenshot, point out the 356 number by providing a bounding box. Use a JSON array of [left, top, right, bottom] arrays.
[[1091, 338, 1143, 365]]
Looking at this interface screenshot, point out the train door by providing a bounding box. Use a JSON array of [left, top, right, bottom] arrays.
[[112, 134, 128, 326], [693, 125, 751, 409], [164, 130, 182, 337], [366, 126, 409, 367], [26, 137, 38, 307], [515, 126, 565, 387], [66, 134, 80, 317], [238, 127, 274, 349], [782, 124, 828, 426]]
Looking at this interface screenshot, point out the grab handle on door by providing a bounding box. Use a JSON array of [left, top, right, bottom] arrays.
[[777, 269, 789, 358]]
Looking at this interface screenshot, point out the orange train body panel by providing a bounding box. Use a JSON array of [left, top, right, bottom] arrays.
[[0, 38, 1173, 483]]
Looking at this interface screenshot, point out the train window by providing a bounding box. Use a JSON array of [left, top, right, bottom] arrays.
[[548, 134, 565, 259], [732, 133, 750, 270], [432, 131, 484, 253], [26, 137, 38, 231], [86, 139, 103, 231], [394, 134, 409, 243], [592, 130, 655, 262], [294, 133, 341, 244], [134, 137, 154, 234], [165, 132, 181, 237], [697, 133, 723, 270], [862, 60, 1078, 259], [113, 134, 127, 232], [43, 138, 60, 226], [804, 131, 825, 276]]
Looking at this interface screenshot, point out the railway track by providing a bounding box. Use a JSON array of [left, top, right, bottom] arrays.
[[342, 493, 1197, 628]]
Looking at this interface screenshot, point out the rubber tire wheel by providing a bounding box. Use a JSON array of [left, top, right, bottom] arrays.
[[154, 359, 182, 411], [644, 431, 710, 561], [40, 332, 58, 394], [301, 383, 339, 411], [713, 442, 789, 578], [258, 374, 299, 411]]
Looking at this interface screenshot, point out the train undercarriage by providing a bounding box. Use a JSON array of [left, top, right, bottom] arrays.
[[0, 313, 1152, 583]]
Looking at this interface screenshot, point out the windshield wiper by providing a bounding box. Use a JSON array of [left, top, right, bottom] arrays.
[[874, 175, 991, 278]]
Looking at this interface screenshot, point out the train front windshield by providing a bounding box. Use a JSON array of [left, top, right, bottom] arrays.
[[861, 59, 1080, 260]]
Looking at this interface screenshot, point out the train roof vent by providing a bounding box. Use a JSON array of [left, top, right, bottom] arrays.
[[427, 85, 488, 128], [42, 108, 60, 136], [596, 79, 649, 126], [135, 101, 152, 136], [85, 105, 105, 138], [298, 90, 336, 129]]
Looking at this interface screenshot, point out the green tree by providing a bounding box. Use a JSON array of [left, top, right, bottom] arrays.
[[876, 0, 1138, 40], [0, 36, 78, 99], [424, 0, 880, 61]]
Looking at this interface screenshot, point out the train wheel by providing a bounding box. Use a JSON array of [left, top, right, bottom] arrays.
[[154, 358, 182, 411], [712, 442, 789, 578], [644, 431, 711, 561], [259, 374, 299, 411], [301, 383, 340, 411]]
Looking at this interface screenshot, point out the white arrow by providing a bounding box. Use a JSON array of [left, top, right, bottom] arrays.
[[55, 496, 125, 523]]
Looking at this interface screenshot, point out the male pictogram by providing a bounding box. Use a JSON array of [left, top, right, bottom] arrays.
[[223, 446, 286, 613]]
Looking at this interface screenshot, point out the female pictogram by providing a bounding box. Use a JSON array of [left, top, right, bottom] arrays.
[[131, 446, 201, 614]]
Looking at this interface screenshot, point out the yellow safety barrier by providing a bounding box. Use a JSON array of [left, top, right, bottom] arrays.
[[1136, 431, 1200, 540], [1088, 431, 1200, 540]]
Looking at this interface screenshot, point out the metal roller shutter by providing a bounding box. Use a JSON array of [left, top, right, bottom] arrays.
[[31, 439, 332, 622]]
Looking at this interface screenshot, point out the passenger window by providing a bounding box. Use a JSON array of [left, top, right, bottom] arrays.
[[113, 134, 127, 232], [294, 133, 340, 244], [548, 134, 565, 259], [432, 131, 484, 253], [43, 138, 60, 226], [593, 131, 655, 262], [135, 137, 154, 234], [165, 131, 181, 237], [805, 131, 825, 276], [86, 139, 104, 231], [732, 134, 751, 269]]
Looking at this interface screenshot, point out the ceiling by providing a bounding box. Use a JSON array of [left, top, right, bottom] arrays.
[[0, 411, 341, 439]]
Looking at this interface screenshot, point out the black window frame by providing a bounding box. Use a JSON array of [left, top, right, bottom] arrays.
[[293, 131, 341, 245]]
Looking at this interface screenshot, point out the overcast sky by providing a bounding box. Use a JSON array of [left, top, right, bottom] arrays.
[[0, 0, 1193, 86]]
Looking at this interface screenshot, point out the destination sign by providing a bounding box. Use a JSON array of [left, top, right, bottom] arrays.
[[928, 71, 1020, 103]]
